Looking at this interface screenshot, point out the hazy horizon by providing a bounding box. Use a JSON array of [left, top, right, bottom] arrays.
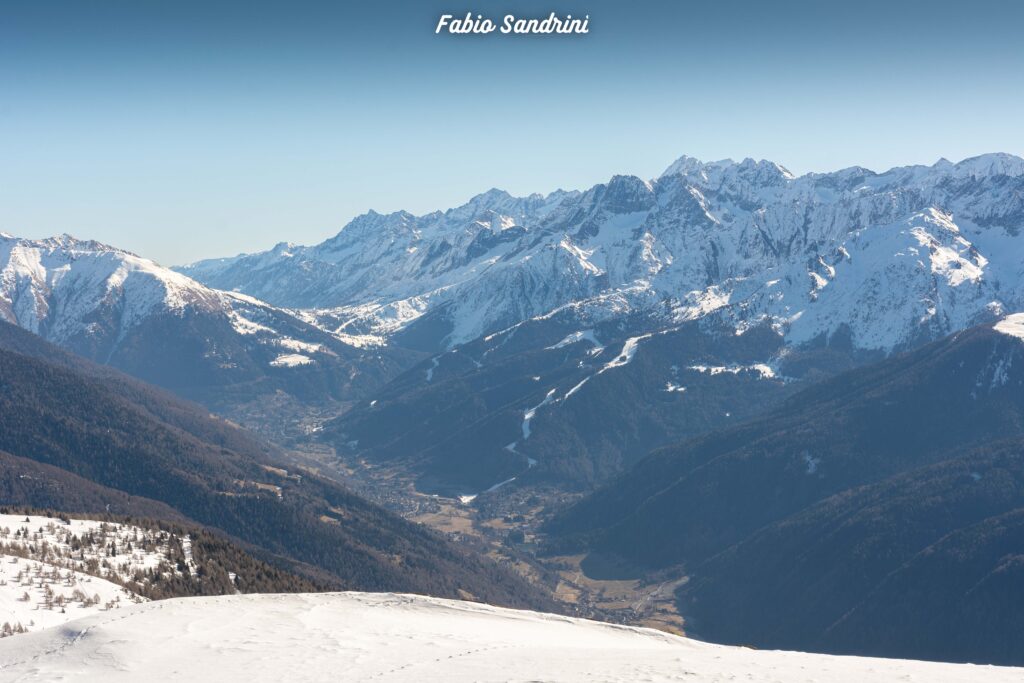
[[6, 150, 1021, 267], [3, 0, 1023, 264]]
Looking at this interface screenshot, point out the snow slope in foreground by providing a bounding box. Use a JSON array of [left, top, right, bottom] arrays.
[[0, 593, 1020, 682]]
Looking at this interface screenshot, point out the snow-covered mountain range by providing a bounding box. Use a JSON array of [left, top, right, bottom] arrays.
[[2, 592, 1020, 682], [181, 153, 1024, 353], [179, 153, 1024, 494], [5, 154, 1022, 416], [3, 160, 1024, 676], [0, 234, 406, 410]]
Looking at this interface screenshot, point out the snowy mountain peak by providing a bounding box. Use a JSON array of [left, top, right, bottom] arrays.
[[660, 155, 794, 183], [0, 233, 374, 401], [596, 175, 657, 213], [30, 233, 134, 257], [179, 152, 1024, 352], [736, 157, 796, 181], [468, 187, 514, 203], [270, 241, 299, 254], [951, 152, 1024, 178], [659, 154, 708, 178], [0, 234, 220, 339], [660, 152, 1024, 184]]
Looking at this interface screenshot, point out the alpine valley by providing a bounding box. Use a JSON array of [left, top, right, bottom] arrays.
[[182, 152, 1024, 496], [3, 153, 1024, 669]]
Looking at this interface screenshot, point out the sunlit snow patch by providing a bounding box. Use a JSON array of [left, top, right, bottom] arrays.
[[994, 313, 1024, 340], [4, 592, 1021, 682], [601, 334, 653, 372], [547, 330, 603, 353], [229, 311, 275, 336], [688, 363, 776, 379], [275, 338, 324, 353], [270, 353, 313, 367]]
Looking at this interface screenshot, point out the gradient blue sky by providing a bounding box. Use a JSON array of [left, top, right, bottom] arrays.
[[2, 0, 1023, 264]]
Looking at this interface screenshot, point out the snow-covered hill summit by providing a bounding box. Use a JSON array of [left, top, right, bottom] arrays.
[[182, 153, 1024, 353], [0, 592, 1020, 682]]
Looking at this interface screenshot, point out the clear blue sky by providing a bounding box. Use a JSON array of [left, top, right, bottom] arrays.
[[2, 0, 1023, 265]]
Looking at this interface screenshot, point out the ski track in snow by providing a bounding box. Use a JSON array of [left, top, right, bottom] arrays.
[[482, 476, 517, 494], [547, 329, 603, 352], [521, 388, 557, 440], [425, 356, 440, 381], [459, 387, 559, 503]]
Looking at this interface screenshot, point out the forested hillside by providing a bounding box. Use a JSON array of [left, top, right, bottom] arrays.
[[0, 321, 555, 610]]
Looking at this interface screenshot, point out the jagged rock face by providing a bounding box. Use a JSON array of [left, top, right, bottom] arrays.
[[180, 154, 1024, 352]]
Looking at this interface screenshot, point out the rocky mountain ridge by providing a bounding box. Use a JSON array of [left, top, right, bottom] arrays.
[[181, 153, 1024, 353]]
